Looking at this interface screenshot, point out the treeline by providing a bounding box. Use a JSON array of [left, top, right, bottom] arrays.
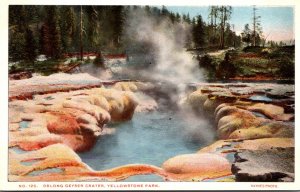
[[200, 6, 241, 49], [9, 5, 241, 62], [141, 6, 241, 50], [9, 5, 125, 62]]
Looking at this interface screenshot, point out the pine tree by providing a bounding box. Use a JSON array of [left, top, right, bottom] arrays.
[[9, 31, 26, 61], [60, 6, 76, 52], [109, 6, 124, 48], [208, 6, 219, 45], [41, 6, 62, 59], [25, 5, 39, 23], [25, 28, 37, 61], [193, 15, 206, 48], [241, 24, 251, 46], [144, 5, 151, 15], [9, 5, 26, 32], [9, 6, 27, 61], [224, 23, 234, 47], [186, 13, 191, 24], [86, 6, 100, 51], [219, 6, 232, 49], [40, 23, 51, 56], [175, 13, 181, 22], [182, 14, 187, 22], [169, 12, 176, 23], [161, 5, 169, 16]]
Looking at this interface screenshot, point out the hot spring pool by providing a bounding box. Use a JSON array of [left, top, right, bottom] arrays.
[[79, 109, 214, 181]]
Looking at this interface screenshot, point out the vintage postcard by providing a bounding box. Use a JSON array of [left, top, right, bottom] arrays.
[[1, 0, 299, 190]]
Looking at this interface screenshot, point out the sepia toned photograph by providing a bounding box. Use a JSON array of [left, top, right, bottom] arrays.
[[3, 1, 298, 190]]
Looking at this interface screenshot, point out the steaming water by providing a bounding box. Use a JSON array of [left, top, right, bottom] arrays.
[[77, 9, 213, 182], [79, 109, 214, 181]]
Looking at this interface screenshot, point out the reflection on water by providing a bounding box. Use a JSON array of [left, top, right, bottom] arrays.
[[20, 159, 42, 166], [79, 110, 214, 181], [249, 94, 272, 102], [19, 120, 31, 130], [11, 146, 28, 154], [28, 168, 63, 176]]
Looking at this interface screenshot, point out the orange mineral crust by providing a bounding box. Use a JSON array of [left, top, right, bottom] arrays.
[[8, 74, 295, 182]]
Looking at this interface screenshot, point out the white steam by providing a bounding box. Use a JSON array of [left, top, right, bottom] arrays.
[[124, 8, 215, 144], [125, 8, 204, 84]]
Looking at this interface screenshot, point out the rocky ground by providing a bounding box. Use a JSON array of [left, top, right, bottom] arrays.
[[8, 73, 294, 182], [179, 82, 295, 181]]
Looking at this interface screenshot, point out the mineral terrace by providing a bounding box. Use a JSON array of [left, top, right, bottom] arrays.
[[8, 73, 294, 182]]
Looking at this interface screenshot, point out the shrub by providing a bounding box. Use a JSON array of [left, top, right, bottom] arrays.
[[277, 56, 295, 79], [242, 46, 264, 53], [198, 54, 219, 79], [216, 52, 237, 79], [199, 54, 213, 69]]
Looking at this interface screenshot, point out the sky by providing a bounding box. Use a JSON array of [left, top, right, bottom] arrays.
[[166, 6, 294, 42]]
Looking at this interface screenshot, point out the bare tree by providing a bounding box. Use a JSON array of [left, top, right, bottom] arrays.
[[208, 6, 219, 33], [252, 5, 262, 46], [79, 6, 87, 61], [208, 6, 219, 45], [219, 6, 232, 49]]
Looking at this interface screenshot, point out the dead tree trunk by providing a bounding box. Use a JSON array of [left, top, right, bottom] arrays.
[[80, 6, 83, 61]]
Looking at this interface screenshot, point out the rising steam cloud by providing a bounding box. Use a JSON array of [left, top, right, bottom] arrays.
[[124, 8, 205, 84], [124, 8, 214, 144]]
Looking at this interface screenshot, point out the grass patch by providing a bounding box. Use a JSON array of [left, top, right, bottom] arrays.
[[224, 46, 294, 79]]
